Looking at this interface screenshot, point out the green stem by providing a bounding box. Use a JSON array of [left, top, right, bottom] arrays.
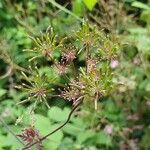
[[48, 0, 82, 22]]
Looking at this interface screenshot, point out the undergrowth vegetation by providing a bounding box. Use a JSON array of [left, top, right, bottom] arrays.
[[0, 0, 150, 150]]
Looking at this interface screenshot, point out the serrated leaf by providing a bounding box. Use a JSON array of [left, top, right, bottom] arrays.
[[48, 107, 70, 122], [34, 114, 51, 135]]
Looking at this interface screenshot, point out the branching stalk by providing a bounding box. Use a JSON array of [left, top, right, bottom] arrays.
[[22, 98, 83, 150]]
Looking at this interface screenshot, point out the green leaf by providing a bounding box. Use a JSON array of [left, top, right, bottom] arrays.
[[71, 117, 87, 129], [137, 35, 150, 50], [95, 131, 112, 145], [139, 79, 150, 92], [105, 99, 119, 113], [7, 133, 22, 150], [0, 147, 4, 150], [59, 137, 74, 150], [39, 67, 60, 82], [146, 82, 150, 92], [48, 107, 70, 122], [128, 27, 147, 34], [63, 123, 84, 136], [3, 126, 23, 150], [83, 0, 97, 11], [77, 130, 95, 144], [72, 0, 84, 16], [0, 135, 8, 147], [44, 130, 63, 150], [0, 89, 7, 97], [141, 10, 150, 24], [132, 2, 150, 10], [34, 114, 51, 135]]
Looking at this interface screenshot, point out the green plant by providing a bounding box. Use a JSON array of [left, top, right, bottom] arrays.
[[132, 1, 150, 29], [0, 0, 150, 150], [12, 21, 119, 149]]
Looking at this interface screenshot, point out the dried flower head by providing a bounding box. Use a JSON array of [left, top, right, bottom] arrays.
[[17, 126, 42, 150], [59, 80, 85, 105], [54, 61, 68, 75], [61, 45, 77, 63], [60, 87, 80, 102], [86, 58, 99, 79]]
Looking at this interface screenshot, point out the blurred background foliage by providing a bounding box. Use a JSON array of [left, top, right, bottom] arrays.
[[0, 0, 150, 150]]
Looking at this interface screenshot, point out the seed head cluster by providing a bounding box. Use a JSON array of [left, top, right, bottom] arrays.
[[17, 127, 42, 150]]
